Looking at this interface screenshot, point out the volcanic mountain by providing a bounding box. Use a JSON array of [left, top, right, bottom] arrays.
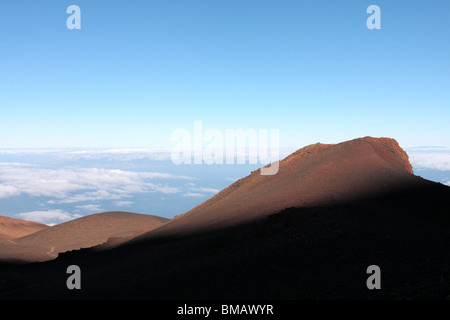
[[130, 137, 419, 239], [1, 137, 450, 300], [0, 216, 48, 240], [0, 211, 168, 263]]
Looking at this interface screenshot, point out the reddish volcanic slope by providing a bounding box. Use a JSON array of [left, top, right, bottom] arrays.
[[2, 137, 450, 300], [0, 137, 422, 263], [0, 216, 48, 240], [139, 137, 418, 238], [0, 212, 169, 263]]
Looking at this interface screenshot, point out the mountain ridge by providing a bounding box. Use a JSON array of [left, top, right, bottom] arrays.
[[130, 136, 419, 241]]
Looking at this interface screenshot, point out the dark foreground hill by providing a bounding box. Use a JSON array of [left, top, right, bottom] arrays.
[[1, 137, 449, 300]]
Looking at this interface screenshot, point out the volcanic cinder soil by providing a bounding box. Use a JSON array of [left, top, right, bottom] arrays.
[[1, 137, 449, 300]]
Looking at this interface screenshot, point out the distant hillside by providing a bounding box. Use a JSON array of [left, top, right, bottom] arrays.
[[0, 211, 169, 263], [0, 216, 48, 239]]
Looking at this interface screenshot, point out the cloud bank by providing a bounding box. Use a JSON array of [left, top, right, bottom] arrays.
[[407, 148, 450, 171], [0, 164, 192, 203], [17, 209, 82, 225]]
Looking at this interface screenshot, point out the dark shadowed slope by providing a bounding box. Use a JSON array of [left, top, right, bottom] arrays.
[[0, 212, 169, 263], [0, 216, 48, 240], [1, 137, 450, 300]]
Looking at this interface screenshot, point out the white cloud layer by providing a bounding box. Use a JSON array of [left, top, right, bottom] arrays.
[[182, 185, 220, 198], [0, 185, 20, 199], [0, 164, 191, 203], [75, 204, 105, 213], [189, 186, 221, 194], [0, 148, 173, 161], [183, 192, 207, 198], [115, 201, 134, 207], [407, 149, 450, 171], [17, 209, 82, 225], [0, 147, 294, 163]]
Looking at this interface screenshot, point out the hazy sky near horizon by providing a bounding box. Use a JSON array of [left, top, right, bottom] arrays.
[[1, 0, 449, 149]]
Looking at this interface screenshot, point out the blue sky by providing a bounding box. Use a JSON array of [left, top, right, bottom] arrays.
[[1, 0, 449, 149], [1, 1, 450, 224]]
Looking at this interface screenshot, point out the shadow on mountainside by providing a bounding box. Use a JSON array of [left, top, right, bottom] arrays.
[[1, 180, 450, 300]]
